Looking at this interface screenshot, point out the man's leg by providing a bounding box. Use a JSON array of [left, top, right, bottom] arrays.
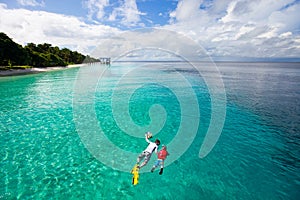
[[137, 152, 145, 164], [140, 152, 151, 168]]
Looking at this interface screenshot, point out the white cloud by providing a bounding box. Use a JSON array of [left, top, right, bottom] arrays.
[[169, 0, 201, 22], [118, 0, 146, 26], [90, 28, 205, 61], [279, 32, 292, 38], [108, 0, 146, 26], [17, 0, 45, 7], [84, 0, 109, 20], [0, 3, 120, 55], [1, 0, 299, 60], [268, 2, 300, 33], [84, 0, 145, 27], [165, 0, 300, 58]]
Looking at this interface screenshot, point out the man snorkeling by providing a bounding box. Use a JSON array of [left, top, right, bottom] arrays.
[[136, 132, 161, 169]]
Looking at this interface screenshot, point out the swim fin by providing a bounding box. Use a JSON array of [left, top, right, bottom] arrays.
[[159, 168, 163, 175]]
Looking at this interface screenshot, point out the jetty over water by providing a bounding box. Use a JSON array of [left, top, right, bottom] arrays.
[[99, 57, 111, 64]]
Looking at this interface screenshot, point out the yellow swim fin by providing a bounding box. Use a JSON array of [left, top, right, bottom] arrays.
[[131, 164, 139, 185]]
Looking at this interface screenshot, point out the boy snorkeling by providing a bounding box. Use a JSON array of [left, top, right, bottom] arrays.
[[151, 145, 169, 175]]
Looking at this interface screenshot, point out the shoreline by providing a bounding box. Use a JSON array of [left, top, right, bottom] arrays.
[[0, 64, 85, 77]]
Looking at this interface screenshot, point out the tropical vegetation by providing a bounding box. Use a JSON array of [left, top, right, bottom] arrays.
[[0, 32, 99, 69]]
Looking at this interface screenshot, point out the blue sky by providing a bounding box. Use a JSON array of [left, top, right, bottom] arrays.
[[0, 0, 300, 60], [1, 0, 178, 28]]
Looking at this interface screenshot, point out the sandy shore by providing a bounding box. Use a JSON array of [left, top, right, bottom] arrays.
[[0, 64, 85, 77]]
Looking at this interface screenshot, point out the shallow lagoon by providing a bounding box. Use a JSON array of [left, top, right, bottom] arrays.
[[0, 62, 299, 199]]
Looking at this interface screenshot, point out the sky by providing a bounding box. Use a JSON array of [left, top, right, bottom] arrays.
[[0, 0, 300, 61]]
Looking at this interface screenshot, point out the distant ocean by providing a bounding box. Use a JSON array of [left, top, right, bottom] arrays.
[[0, 62, 299, 199]]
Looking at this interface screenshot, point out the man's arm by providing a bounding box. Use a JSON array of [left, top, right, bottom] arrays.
[[154, 147, 158, 154], [145, 134, 150, 143]]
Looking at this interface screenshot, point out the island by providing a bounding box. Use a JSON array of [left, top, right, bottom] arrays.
[[0, 32, 99, 76]]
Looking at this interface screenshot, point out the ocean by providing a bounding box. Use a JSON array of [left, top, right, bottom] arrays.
[[0, 62, 299, 199]]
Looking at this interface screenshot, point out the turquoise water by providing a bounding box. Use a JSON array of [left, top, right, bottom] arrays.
[[0, 62, 299, 199]]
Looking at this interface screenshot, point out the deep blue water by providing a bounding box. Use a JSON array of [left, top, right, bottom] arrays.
[[0, 62, 299, 199]]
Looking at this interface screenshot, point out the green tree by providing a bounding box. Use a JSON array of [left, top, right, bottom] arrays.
[[0, 32, 29, 66], [1, 32, 98, 68]]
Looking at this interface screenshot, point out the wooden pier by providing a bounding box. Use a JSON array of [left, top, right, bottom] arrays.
[[99, 57, 111, 65]]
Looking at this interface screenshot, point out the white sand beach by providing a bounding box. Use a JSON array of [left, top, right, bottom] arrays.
[[0, 64, 84, 76]]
